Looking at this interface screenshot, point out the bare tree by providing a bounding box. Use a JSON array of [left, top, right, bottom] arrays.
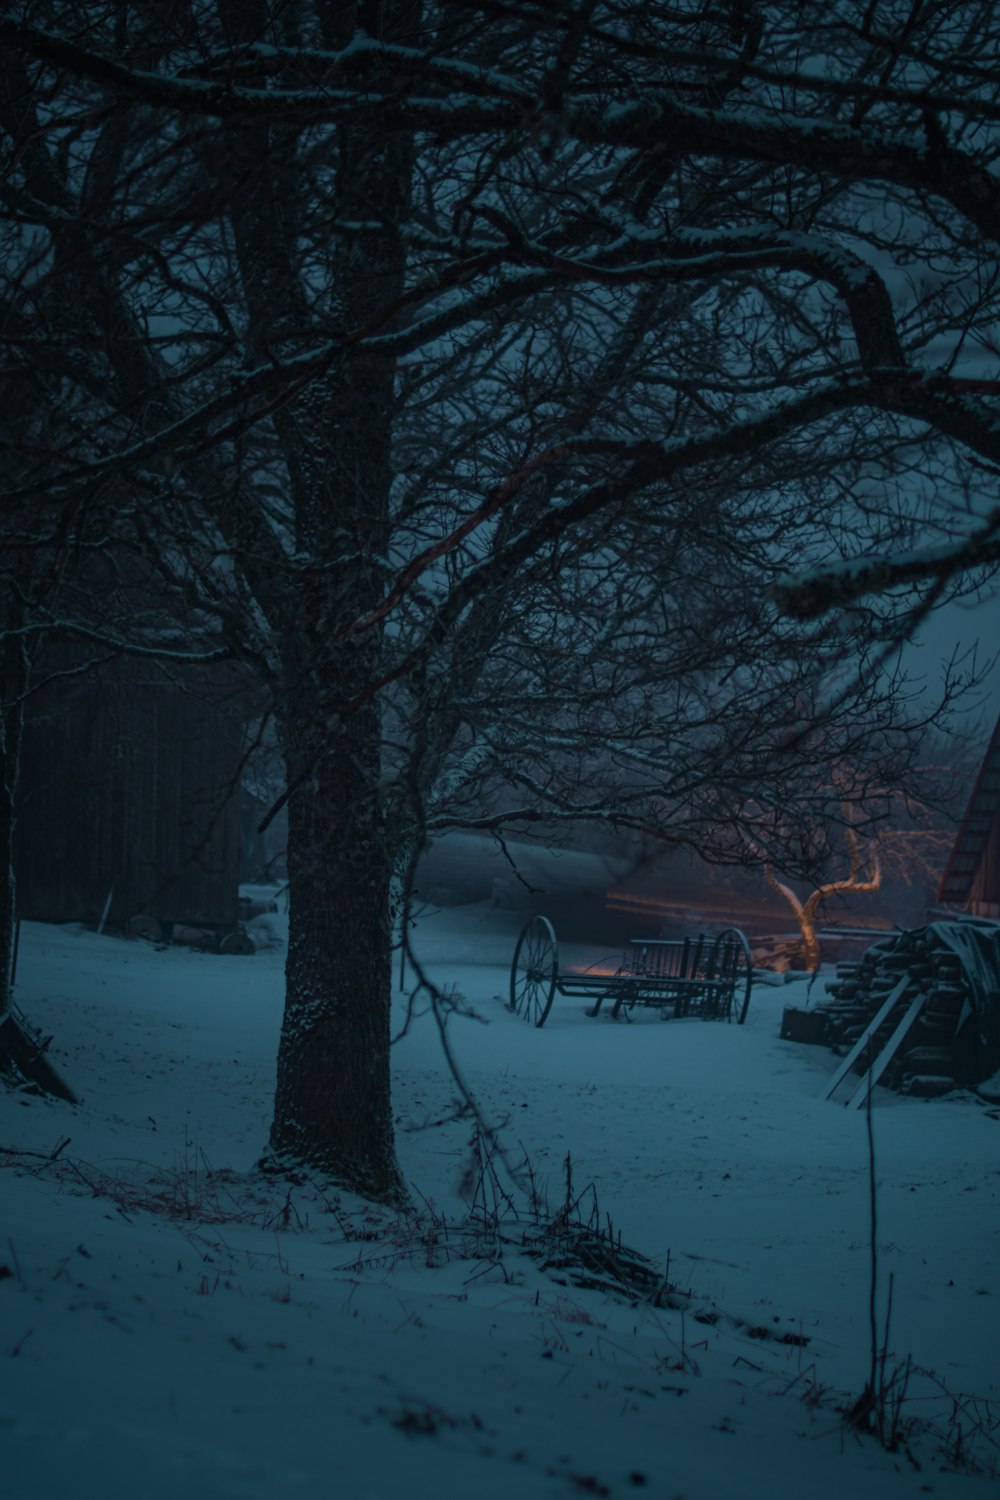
[[760, 727, 974, 968], [3, 1, 1000, 1198]]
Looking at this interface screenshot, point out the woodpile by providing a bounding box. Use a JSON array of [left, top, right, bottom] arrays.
[[809, 922, 1000, 1100]]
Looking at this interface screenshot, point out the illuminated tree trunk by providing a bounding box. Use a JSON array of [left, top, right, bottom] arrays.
[[765, 829, 881, 973]]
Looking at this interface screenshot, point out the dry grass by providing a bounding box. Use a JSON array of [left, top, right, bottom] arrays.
[[0, 1138, 288, 1228]]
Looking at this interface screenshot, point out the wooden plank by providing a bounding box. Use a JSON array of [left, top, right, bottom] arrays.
[[0, 1012, 79, 1104], [820, 977, 911, 1101], [846, 991, 928, 1111]]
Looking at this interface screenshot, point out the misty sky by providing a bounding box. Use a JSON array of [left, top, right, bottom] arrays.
[[909, 590, 1000, 732]]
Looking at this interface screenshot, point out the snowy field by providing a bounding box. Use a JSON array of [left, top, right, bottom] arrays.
[[2, 900, 998, 1499]]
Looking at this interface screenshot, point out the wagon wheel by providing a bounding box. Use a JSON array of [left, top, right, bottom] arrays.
[[708, 928, 753, 1025], [509, 915, 559, 1027]]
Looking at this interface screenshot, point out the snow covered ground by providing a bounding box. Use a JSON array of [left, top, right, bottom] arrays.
[[2, 900, 998, 1499]]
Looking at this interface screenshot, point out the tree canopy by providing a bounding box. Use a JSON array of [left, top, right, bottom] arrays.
[[2, 0, 999, 1196]]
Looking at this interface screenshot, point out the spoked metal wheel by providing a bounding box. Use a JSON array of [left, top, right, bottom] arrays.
[[509, 915, 559, 1027], [707, 927, 754, 1025]]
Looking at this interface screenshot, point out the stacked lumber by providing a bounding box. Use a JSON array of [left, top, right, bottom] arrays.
[[814, 928, 973, 1099]]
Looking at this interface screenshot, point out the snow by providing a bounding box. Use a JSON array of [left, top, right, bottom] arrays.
[[2, 902, 998, 1498]]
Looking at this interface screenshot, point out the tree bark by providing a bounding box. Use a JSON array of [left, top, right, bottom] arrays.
[[0, 622, 28, 1013], [269, 652, 401, 1198], [266, 336, 407, 1198], [0, 702, 21, 1014], [765, 832, 881, 974], [234, 1, 417, 1198]]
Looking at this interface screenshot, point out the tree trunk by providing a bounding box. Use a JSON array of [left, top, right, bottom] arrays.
[[266, 335, 405, 1198], [794, 909, 822, 972], [0, 638, 26, 1013], [0, 714, 19, 1013], [206, 0, 418, 1197], [269, 662, 402, 1200]]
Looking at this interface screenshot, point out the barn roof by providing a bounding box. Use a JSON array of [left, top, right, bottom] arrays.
[[938, 715, 1000, 905]]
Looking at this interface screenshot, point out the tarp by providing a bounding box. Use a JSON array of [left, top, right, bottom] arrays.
[[924, 920, 1000, 1082]]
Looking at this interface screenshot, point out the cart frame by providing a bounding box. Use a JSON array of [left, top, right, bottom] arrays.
[[509, 916, 753, 1029]]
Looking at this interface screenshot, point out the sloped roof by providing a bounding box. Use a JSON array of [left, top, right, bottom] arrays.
[[938, 715, 1000, 905]]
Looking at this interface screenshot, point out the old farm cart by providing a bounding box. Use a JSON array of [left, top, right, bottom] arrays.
[[509, 917, 753, 1028]]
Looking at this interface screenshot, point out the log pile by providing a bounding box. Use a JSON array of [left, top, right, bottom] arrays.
[[812, 923, 999, 1098]]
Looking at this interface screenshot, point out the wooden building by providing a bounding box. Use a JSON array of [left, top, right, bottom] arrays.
[[15, 650, 245, 935], [937, 716, 1000, 919]]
